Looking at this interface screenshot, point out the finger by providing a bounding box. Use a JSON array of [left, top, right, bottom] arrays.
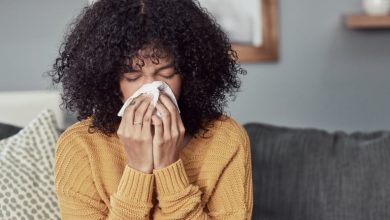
[[159, 93, 179, 134], [122, 96, 148, 133], [176, 114, 186, 143], [159, 92, 179, 115], [122, 95, 149, 120], [177, 114, 185, 134], [152, 115, 163, 144], [156, 100, 171, 138], [133, 96, 153, 128], [123, 96, 150, 136], [142, 100, 155, 134]]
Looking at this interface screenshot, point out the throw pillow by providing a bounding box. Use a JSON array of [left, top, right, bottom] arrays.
[[0, 109, 61, 219]]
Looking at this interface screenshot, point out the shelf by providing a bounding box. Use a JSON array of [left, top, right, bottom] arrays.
[[344, 14, 390, 29]]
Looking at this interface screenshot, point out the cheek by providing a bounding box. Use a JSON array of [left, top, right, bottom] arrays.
[[171, 85, 181, 100], [119, 80, 138, 103], [167, 80, 182, 100]]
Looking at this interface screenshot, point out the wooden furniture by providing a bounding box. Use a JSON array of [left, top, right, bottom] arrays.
[[232, 0, 279, 62], [344, 14, 390, 29]]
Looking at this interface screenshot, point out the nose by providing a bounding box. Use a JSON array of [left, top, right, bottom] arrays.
[[143, 75, 158, 84]]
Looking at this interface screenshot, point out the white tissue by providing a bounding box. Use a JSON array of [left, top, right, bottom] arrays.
[[117, 81, 180, 118]]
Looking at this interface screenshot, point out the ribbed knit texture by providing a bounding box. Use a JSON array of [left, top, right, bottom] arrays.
[[54, 116, 253, 219]]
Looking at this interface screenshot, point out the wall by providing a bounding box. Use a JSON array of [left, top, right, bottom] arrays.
[[1, 0, 389, 132], [0, 0, 84, 91], [228, 0, 390, 132]]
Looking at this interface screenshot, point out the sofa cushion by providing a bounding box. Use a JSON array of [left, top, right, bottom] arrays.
[[0, 122, 22, 140], [244, 123, 390, 220], [0, 109, 61, 219]]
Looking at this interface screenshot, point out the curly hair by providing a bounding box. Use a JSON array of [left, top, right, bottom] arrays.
[[49, 0, 246, 137]]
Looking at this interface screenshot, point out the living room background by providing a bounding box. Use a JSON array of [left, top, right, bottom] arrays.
[[0, 0, 389, 132]]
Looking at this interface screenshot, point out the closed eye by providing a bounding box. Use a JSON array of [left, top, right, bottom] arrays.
[[125, 77, 139, 82], [122, 70, 142, 81], [160, 72, 177, 79]]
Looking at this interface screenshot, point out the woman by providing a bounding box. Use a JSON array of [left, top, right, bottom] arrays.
[[50, 0, 253, 219]]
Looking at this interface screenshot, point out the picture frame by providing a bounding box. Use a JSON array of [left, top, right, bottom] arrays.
[[231, 0, 279, 62]]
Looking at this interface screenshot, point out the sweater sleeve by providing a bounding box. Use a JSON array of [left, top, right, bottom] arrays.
[[54, 133, 155, 220], [152, 127, 253, 219]]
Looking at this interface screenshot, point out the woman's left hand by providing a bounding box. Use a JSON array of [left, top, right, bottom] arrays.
[[151, 92, 186, 169]]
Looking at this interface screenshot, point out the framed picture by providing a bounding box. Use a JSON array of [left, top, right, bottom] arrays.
[[198, 0, 279, 62]]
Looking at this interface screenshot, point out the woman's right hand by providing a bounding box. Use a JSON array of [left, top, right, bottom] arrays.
[[117, 95, 155, 174]]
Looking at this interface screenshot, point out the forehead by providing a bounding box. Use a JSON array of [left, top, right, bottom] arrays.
[[129, 47, 173, 68]]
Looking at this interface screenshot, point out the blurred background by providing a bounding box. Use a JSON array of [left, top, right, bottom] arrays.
[[1, 0, 390, 132]]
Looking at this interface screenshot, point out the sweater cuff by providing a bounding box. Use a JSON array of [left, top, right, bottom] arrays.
[[116, 165, 155, 202], [153, 159, 190, 195]]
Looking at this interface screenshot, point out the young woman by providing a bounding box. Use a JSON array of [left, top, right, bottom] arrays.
[[51, 0, 253, 219]]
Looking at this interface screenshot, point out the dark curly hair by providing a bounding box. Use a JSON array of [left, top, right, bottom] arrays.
[[49, 0, 246, 137]]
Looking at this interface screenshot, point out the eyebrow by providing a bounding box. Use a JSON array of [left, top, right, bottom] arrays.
[[127, 62, 175, 75]]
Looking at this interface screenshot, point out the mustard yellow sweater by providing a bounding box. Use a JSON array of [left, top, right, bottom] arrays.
[[54, 116, 253, 219]]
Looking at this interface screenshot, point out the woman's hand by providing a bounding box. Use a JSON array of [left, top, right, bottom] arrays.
[[151, 92, 186, 169], [117, 95, 155, 174]]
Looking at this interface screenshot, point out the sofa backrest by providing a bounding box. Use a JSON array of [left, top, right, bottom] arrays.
[[244, 122, 390, 220]]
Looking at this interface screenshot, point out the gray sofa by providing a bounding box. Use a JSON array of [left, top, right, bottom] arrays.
[[3, 121, 390, 220], [245, 122, 390, 220]]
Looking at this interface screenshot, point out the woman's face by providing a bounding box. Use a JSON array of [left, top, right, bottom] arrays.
[[119, 49, 182, 103]]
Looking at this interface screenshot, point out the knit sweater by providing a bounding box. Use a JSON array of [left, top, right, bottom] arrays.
[[54, 116, 253, 219]]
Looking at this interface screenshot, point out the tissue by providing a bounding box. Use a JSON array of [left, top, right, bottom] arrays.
[[117, 81, 180, 118]]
